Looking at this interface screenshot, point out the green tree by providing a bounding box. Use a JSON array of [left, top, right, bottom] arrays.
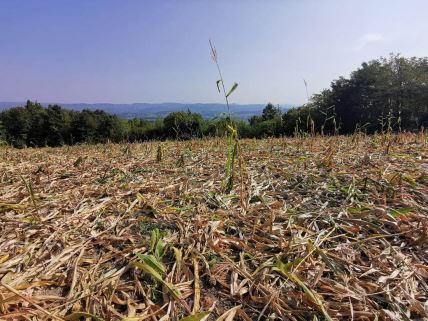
[[305, 54, 428, 134], [45, 105, 73, 146], [0, 107, 31, 147], [163, 111, 203, 139], [0, 119, 5, 144], [262, 103, 282, 121]]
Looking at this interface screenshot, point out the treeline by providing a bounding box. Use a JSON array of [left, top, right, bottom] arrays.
[[0, 101, 251, 147], [285, 54, 428, 135], [0, 54, 427, 148]]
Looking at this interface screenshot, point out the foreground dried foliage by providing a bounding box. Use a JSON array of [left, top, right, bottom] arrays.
[[0, 133, 427, 321]]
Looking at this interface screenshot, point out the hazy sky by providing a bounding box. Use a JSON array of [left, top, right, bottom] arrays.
[[0, 0, 427, 105]]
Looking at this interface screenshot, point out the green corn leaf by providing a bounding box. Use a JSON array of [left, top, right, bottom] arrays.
[[172, 247, 182, 271], [402, 175, 417, 187], [133, 259, 163, 283], [272, 260, 333, 321], [216, 80, 222, 93], [20, 175, 37, 208], [155, 240, 165, 259], [134, 253, 181, 299], [223, 133, 237, 193], [309, 240, 343, 275], [135, 253, 166, 275], [390, 207, 413, 218], [150, 229, 159, 253], [226, 82, 238, 98], [150, 228, 165, 259]]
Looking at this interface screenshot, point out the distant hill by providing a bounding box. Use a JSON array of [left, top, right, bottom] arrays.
[[0, 102, 292, 120]]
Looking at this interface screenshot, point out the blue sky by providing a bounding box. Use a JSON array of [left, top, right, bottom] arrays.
[[0, 0, 427, 105]]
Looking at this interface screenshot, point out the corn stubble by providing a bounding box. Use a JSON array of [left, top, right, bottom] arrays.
[[0, 133, 427, 320]]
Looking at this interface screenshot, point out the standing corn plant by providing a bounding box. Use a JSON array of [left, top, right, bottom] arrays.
[[209, 40, 240, 194]]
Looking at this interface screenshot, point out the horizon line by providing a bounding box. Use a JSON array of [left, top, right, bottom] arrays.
[[0, 101, 297, 106]]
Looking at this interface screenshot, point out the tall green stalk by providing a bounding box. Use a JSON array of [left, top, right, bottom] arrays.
[[209, 40, 239, 193]]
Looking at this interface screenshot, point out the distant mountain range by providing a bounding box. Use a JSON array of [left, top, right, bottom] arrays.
[[0, 102, 292, 120]]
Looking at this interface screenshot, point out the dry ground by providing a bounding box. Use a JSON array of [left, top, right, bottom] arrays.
[[0, 133, 427, 321]]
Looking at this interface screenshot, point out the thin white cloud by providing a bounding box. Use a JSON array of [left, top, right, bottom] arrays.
[[354, 33, 383, 50]]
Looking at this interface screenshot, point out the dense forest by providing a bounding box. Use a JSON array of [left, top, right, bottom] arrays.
[[1, 54, 427, 148]]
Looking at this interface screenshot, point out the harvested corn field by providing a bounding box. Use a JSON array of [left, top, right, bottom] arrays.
[[0, 133, 427, 321]]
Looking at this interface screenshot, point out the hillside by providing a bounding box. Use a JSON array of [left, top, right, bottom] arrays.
[[0, 102, 292, 120]]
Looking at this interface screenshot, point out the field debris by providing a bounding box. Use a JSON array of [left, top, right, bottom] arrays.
[[0, 133, 427, 320]]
